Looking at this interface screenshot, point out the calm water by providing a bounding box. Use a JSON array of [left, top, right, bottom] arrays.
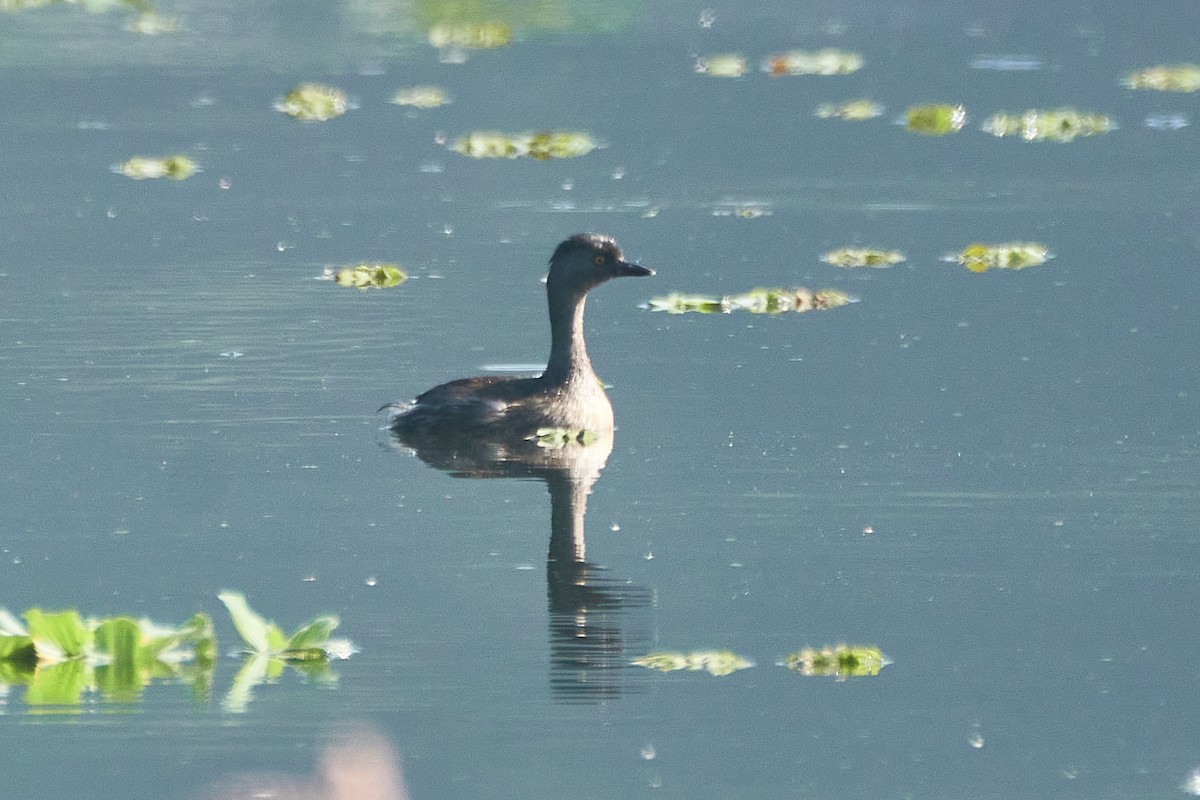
[[2, 1, 1199, 798]]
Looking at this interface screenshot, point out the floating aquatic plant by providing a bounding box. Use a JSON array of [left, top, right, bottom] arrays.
[[980, 107, 1115, 142], [218, 590, 351, 661], [815, 99, 885, 120], [117, 155, 197, 180], [647, 287, 856, 315], [1122, 63, 1200, 92], [694, 53, 748, 77], [906, 104, 967, 135], [0, 593, 352, 711], [125, 10, 177, 34], [390, 85, 451, 108], [711, 201, 772, 219], [324, 264, 408, 290], [427, 21, 512, 49], [821, 247, 905, 268], [451, 131, 597, 160], [632, 650, 755, 677], [782, 644, 888, 677], [0, 607, 216, 706], [948, 242, 1051, 273], [528, 428, 600, 448], [275, 83, 349, 121], [763, 49, 863, 76]]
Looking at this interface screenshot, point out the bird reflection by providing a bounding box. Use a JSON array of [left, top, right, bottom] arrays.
[[386, 425, 648, 703]]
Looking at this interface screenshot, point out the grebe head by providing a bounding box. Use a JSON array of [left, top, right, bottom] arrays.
[[547, 233, 654, 293]]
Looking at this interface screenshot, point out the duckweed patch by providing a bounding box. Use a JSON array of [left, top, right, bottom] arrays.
[[426, 21, 512, 50], [390, 85, 451, 108], [763, 49, 863, 76], [276, 83, 349, 121], [116, 155, 197, 180], [981, 107, 1116, 142], [906, 104, 968, 135], [647, 287, 856, 315], [815, 99, 885, 120], [632, 650, 755, 676], [782, 644, 888, 677], [821, 247, 906, 268], [325, 264, 408, 290], [451, 131, 598, 160], [694, 54, 748, 77], [1122, 63, 1200, 92], [948, 242, 1052, 272]]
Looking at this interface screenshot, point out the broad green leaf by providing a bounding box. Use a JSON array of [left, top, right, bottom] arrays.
[[24, 660, 91, 706], [222, 653, 270, 713], [285, 616, 339, 654], [218, 591, 282, 655], [93, 617, 145, 702], [0, 635, 35, 665], [24, 609, 90, 663]]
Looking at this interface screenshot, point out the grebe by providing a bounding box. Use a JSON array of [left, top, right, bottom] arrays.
[[386, 233, 652, 436]]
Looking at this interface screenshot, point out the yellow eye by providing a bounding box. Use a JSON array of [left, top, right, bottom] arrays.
[[594, 255, 606, 266]]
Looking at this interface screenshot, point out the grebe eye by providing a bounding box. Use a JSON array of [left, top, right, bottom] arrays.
[[594, 255, 606, 266]]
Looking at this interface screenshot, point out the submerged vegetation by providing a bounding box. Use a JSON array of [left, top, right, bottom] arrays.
[[647, 287, 856, 315], [0, 592, 353, 711]]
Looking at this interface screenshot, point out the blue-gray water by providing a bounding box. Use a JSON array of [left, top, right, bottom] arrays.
[[2, 2, 1199, 799]]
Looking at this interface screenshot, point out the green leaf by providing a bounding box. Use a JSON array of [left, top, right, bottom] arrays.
[[285, 616, 339, 654], [24, 660, 91, 706], [24, 609, 90, 662], [218, 591, 284, 655], [93, 617, 145, 702]]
